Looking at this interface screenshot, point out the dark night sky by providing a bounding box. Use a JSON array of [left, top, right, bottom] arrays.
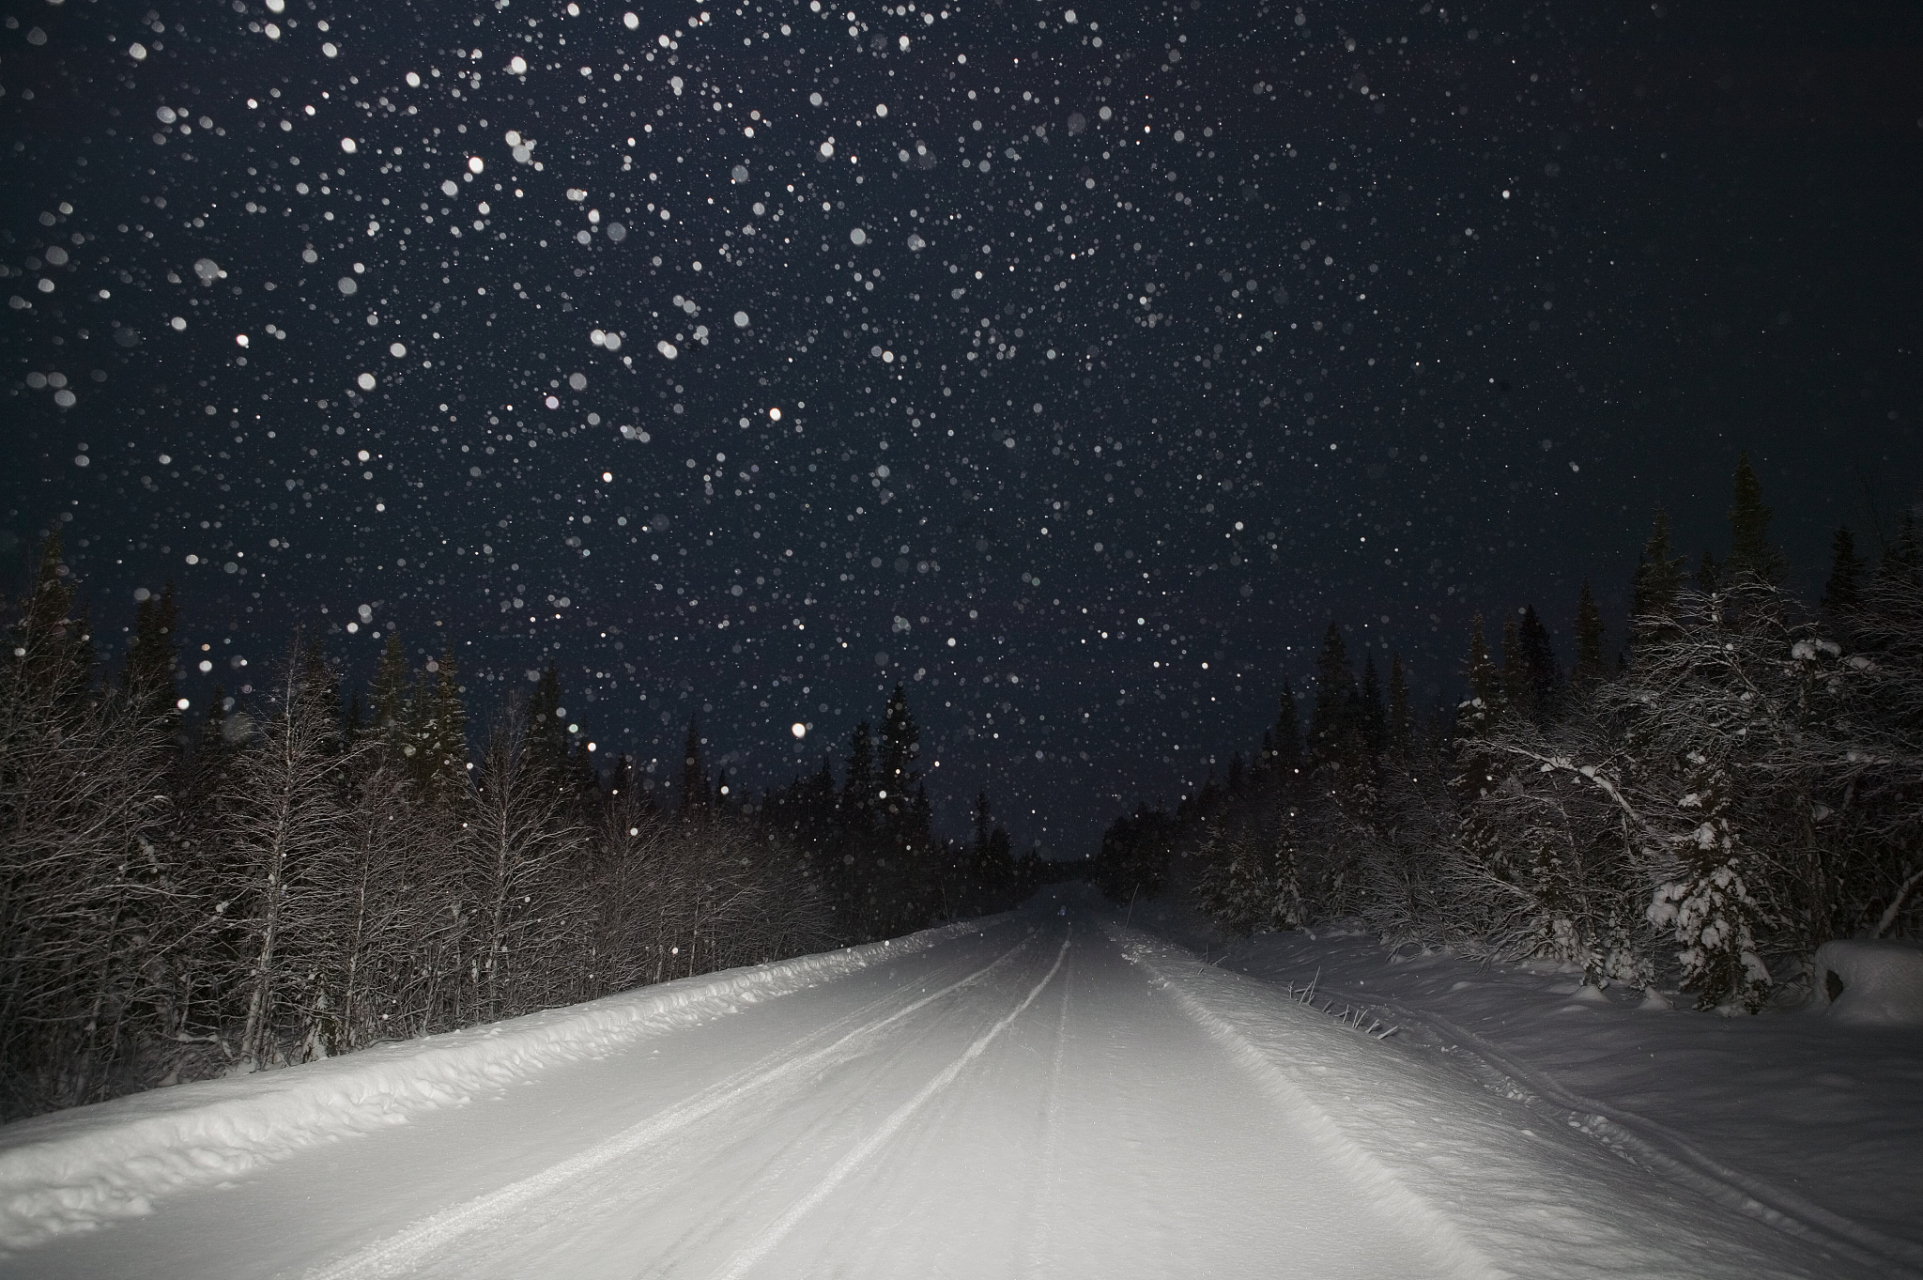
[[3, 0, 1920, 856]]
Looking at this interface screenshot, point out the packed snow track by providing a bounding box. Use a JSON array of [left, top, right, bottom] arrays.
[[7, 895, 1895, 1280]]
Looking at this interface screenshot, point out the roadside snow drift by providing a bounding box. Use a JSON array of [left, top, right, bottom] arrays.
[[0, 924, 973, 1250]]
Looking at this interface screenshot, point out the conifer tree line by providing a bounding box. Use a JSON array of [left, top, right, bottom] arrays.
[[0, 536, 1030, 1121], [1094, 456, 1923, 1013]]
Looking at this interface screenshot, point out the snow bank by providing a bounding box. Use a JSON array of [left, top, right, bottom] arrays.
[[0, 922, 979, 1251], [1814, 939, 1923, 1027], [1102, 914, 1923, 1279]]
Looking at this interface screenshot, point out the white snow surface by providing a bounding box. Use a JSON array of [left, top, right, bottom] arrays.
[[1814, 939, 1923, 1026], [5, 890, 1920, 1279]]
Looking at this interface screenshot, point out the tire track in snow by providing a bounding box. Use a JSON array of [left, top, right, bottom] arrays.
[[708, 929, 1073, 1280], [1020, 942, 1075, 1275], [628, 963, 1025, 1280], [304, 929, 1038, 1280], [1106, 923, 1501, 1280]]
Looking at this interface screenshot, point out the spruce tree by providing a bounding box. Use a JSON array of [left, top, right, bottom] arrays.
[[1726, 453, 1785, 583], [12, 533, 93, 705], [1516, 605, 1561, 718], [1695, 550, 1721, 596], [606, 753, 637, 803], [1387, 653, 1413, 758], [301, 635, 344, 755], [1267, 681, 1302, 777], [1359, 652, 1386, 758], [180, 686, 238, 846], [369, 633, 411, 753], [1630, 510, 1687, 646], [1572, 582, 1607, 683], [1308, 624, 1354, 766], [841, 721, 875, 830], [566, 737, 602, 807], [1883, 514, 1922, 587], [1821, 527, 1865, 614], [1460, 614, 1501, 734], [807, 753, 837, 831], [909, 784, 934, 857], [678, 716, 708, 817], [409, 648, 469, 807], [525, 663, 570, 779], [876, 684, 922, 823], [1500, 613, 1527, 716], [124, 583, 180, 733]]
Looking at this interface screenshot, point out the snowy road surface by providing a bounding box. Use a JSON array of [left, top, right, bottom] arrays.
[[9, 894, 1905, 1280]]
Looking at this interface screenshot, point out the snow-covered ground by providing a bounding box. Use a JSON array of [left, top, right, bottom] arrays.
[[3, 888, 1918, 1279]]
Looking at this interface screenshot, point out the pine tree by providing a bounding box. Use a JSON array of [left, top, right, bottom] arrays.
[[1573, 582, 1607, 683], [1821, 527, 1865, 615], [1630, 510, 1687, 647], [1387, 653, 1413, 758], [1359, 652, 1386, 758], [1308, 624, 1354, 766], [1726, 453, 1785, 583]]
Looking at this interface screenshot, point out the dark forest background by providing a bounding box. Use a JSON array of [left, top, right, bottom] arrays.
[[8, 454, 1920, 1123], [1094, 457, 1923, 1014], [0, 555, 1051, 1121]]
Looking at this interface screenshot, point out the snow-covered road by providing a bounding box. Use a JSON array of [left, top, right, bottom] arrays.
[[9, 893, 1902, 1279]]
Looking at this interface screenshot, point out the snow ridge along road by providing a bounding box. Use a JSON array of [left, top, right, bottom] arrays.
[[0, 921, 981, 1251]]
